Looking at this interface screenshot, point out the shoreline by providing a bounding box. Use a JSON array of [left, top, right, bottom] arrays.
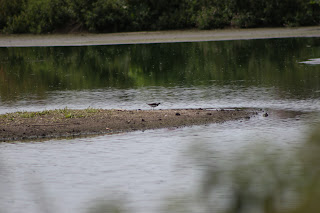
[[0, 26, 319, 47], [0, 108, 258, 142]]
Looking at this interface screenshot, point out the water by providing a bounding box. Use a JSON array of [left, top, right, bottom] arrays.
[[0, 38, 320, 213], [0, 38, 320, 112]]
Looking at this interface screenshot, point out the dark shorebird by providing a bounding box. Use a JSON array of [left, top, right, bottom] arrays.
[[147, 103, 160, 109]]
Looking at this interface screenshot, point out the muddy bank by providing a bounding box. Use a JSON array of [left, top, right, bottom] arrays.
[[0, 26, 319, 47], [0, 108, 258, 142]]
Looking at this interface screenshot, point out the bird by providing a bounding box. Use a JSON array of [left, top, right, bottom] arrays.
[[147, 103, 160, 109]]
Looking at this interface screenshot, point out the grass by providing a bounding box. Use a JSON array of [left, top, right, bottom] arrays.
[[0, 107, 103, 120], [19, 110, 51, 118], [85, 107, 100, 113]]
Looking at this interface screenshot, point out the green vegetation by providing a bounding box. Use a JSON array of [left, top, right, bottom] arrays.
[[84, 124, 320, 213], [158, 124, 320, 213], [19, 110, 51, 118], [0, 107, 102, 120], [1, 110, 51, 119], [0, 0, 319, 34]]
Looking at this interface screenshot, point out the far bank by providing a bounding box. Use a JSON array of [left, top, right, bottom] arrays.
[[0, 26, 320, 47]]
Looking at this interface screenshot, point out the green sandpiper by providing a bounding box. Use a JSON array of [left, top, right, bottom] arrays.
[[147, 103, 160, 109]]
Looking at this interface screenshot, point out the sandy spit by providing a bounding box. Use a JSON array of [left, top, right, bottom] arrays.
[[0, 108, 259, 141]]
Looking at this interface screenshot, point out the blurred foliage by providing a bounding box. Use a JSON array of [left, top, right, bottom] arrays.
[[1, 37, 320, 102], [161, 123, 320, 213], [0, 0, 319, 33], [66, 122, 320, 213], [87, 199, 127, 213]]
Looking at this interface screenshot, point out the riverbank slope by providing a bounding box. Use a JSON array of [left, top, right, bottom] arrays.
[[1, 26, 319, 47]]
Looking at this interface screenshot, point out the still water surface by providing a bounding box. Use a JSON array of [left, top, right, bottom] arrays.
[[0, 38, 320, 112], [0, 38, 320, 213]]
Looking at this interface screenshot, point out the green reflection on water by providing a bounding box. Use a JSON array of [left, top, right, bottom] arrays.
[[0, 38, 319, 102]]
